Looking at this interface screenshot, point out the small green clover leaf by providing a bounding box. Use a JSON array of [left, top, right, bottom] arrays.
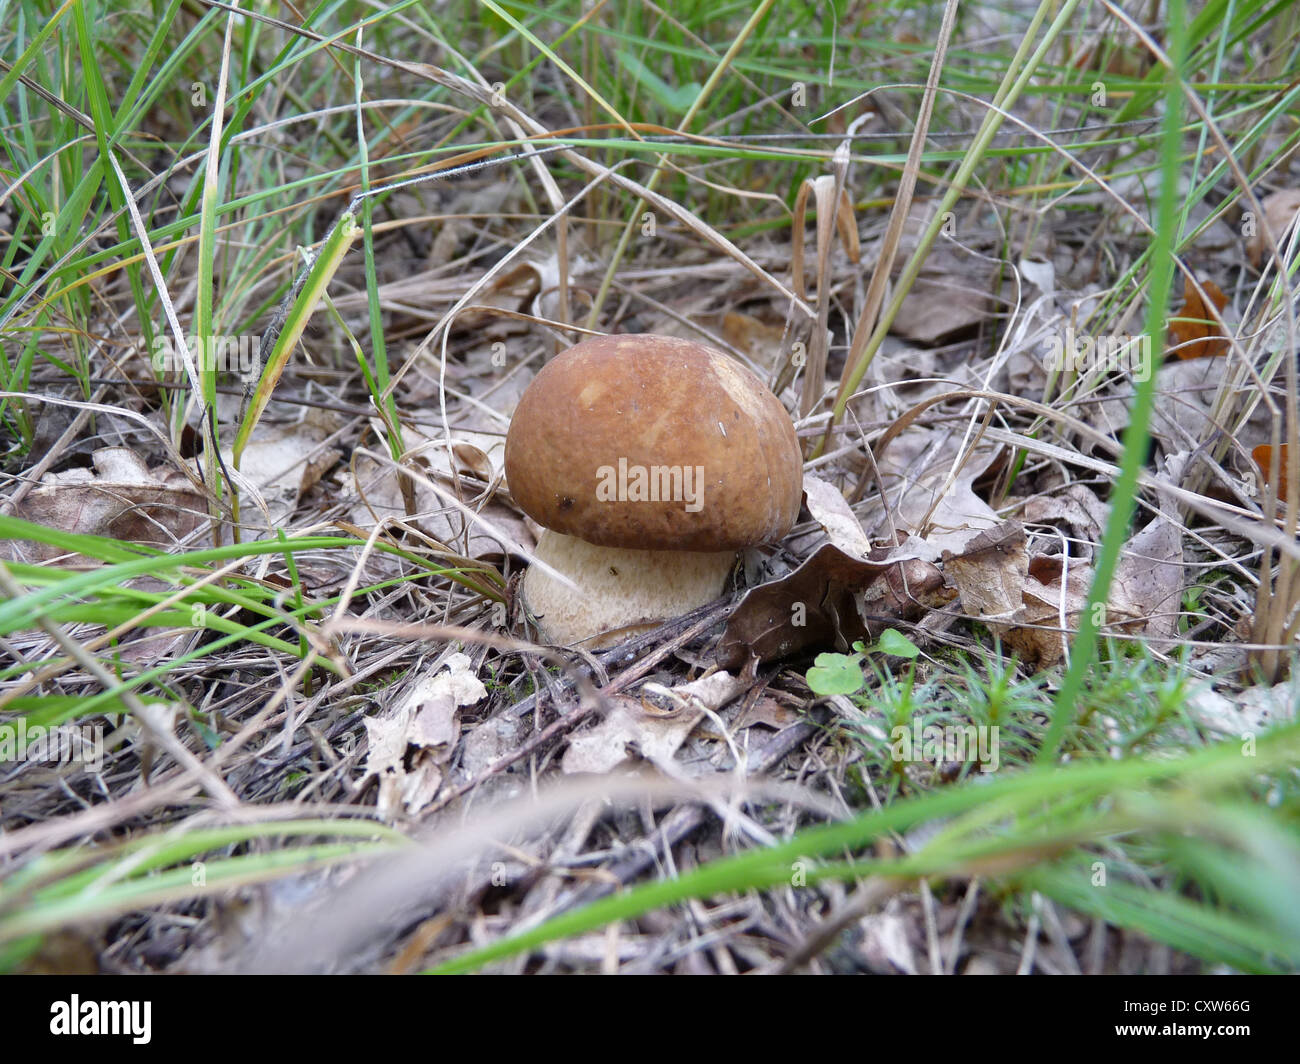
[[870, 629, 920, 659], [805, 631, 919, 696], [806, 652, 866, 696]]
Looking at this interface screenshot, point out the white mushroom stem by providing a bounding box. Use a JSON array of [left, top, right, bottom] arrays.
[[522, 529, 735, 647]]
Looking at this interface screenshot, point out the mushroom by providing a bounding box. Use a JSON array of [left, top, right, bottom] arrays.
[[504, 333, 803, 646]]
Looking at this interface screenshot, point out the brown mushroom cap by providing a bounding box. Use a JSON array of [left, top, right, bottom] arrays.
[[505, 334, 803, 551]]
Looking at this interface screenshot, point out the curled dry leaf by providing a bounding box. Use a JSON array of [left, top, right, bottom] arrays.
[[1168, 274, 1229, 360], [1017, 484, 1108, 560], [350, 423, 529, 559], [858, 902, 919, 975], [717, 544, 944, 668], [1004, 554, 1098, 667], [867, 434, 1004, 559], [885, 204, 998, 344], [1110, 512, 1184, 646], [1018, 257, 1055, 295], [223, 408, 342, 534], [1251, 444, 1291, 504], [943, 522, 1027, 624], [561, 670, 750, 775], [720, 473, 944, 667], [943, 519, 1089, 666], [1186, 682, 1297, 738], [362, 652, 487, 819], [1246, 189, 1300, 269], [943, 513, 1181, 666], [6, 446, 206, 563], [731, 696, 801, 732], [802, 473, 874, 556]]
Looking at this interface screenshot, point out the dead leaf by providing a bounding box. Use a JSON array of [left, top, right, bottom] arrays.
[[223, 409, 341, 534], [1186, 682, 1297, 737], [732, 696, 801, 732], [1168, 274, 1228, 360], [451, 441, 494, 483], [1152, 356, 1222, 448], [459, 714, 525, 777], [449, 260, 543, 338], [943, 522, 1028, 624], [997, 517, 1172, 667], [1018, 485, 1108, 556], [886, 204, 999, 343], [940, 518, 1167, 666], [802, 473, 874, 556], [1002, 557, 1095, 667], [1018, 258, 1055, 295], [1111, 513, 1184, 646], [363, 652, 487, 818], [1246, 189, 1300, 269], [716, 543, 944, 668], [561, 671, 749, 775], [1093, 356, 1223, 456], [6, 447, 206, 562], [1252, 443, 1291, 503], [721, 311, 789, 359], [892, 276, 992, 344], [887, 442, 1003, 558], [858, 903, 918, 975], [722, 475, 944, 666], [351, 423, 526, 559]]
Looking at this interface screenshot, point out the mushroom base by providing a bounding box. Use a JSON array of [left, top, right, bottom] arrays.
[[522, 529, 735, 648]]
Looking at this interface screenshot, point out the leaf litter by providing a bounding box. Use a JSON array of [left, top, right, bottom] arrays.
[[4, 14, 1296, 978]]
